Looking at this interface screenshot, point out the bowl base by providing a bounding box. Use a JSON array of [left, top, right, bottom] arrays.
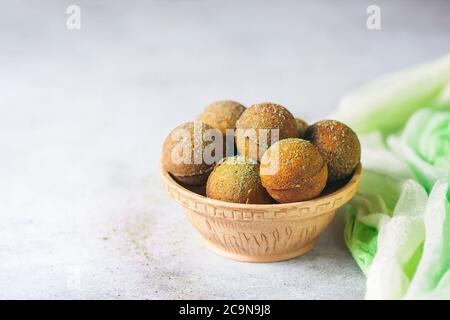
[[202, 238, 317, 263]]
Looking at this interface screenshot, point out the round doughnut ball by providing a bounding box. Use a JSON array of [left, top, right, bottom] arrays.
[[304, 120, 361, 182], [162, 121, 224, 186], [260, 138, 328, 203], [295, 117, 309, 138], [235, 103, 298, 161], [206, 156, 272, 204], [197, 100, 246, 135]]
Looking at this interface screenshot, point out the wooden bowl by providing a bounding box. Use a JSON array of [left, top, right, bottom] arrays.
[[161, 163, 362, 262]]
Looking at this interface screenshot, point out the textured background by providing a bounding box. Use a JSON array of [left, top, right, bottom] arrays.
[[1, 0, 449, 299]]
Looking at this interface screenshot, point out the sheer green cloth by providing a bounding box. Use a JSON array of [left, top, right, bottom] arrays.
[[332, 54, 450, 299]]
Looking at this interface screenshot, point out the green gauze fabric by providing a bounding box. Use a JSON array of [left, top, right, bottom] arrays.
[[388, 109, 450, 195], [333, 53, 450, 299], [331, 53, 450, 136]]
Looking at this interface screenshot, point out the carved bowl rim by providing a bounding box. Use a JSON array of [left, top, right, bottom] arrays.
[[161, 162, 362, 214]]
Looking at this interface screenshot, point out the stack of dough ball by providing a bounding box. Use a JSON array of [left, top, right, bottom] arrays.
[[235, 103, 298, 161], [260, 138, 328, 203], [162, 101, 361, 204], [206, 156, 272, 204], [295, 117, 309, 138], [162, 121, 223, 186], [304, 120, 361, 183], [197, 100, 246, 135]]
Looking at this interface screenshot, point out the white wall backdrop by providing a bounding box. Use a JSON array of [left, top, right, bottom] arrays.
[[0, 0, 449, 299]]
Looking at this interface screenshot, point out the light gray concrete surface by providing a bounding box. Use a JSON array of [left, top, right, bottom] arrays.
[[1, 0, 449, 299]]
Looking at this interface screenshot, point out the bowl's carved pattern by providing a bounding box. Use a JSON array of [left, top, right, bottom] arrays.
[[165, 181, 353, 221], [184, 207, 333, 258]]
